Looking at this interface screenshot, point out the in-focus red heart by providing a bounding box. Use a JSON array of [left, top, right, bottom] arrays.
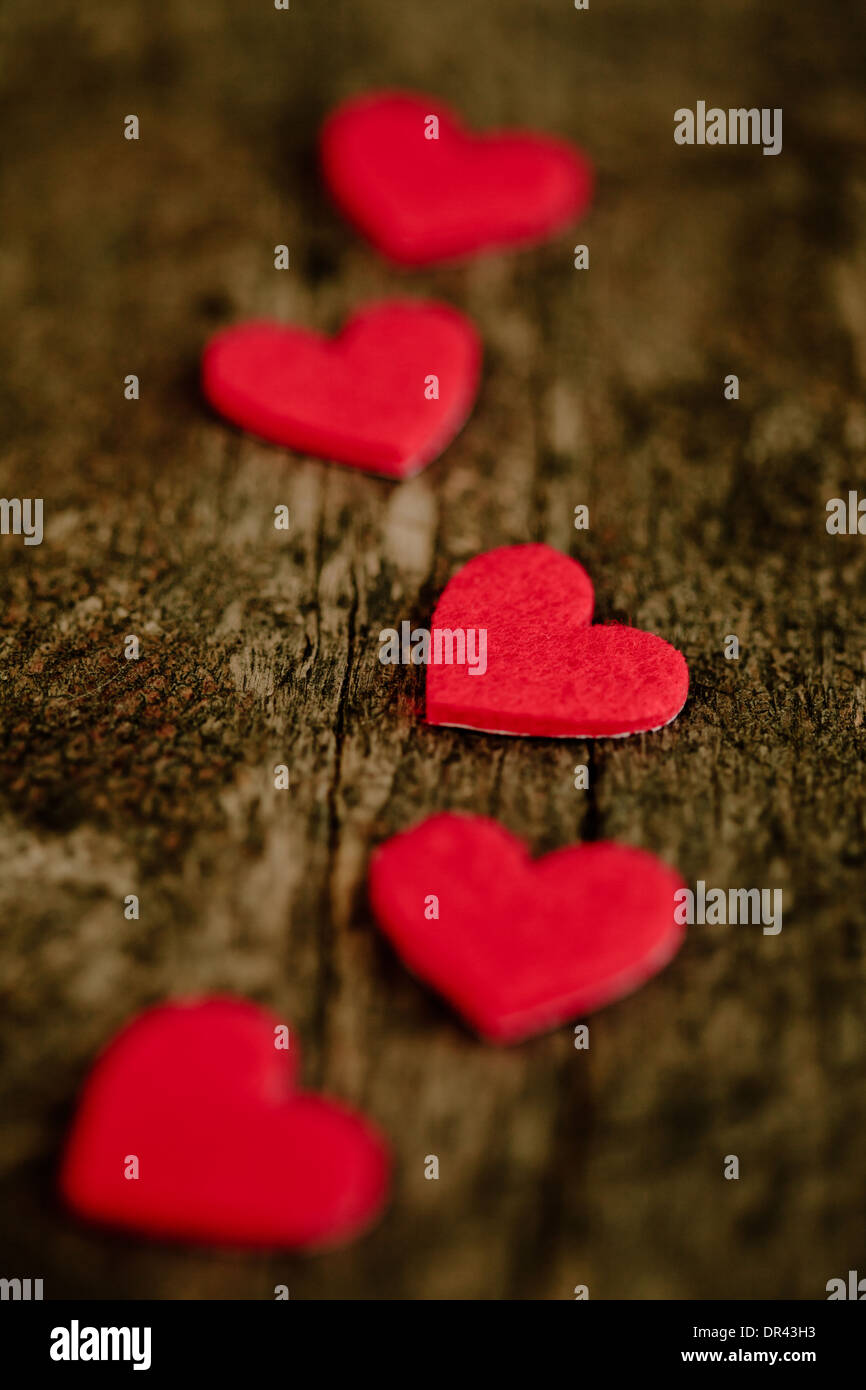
[[369, 814, 686, 1043], [202, 300, 481, 478], [426, 543, 689, 737], [59, 998, 390, 1249], [320, 90, 593, 265]]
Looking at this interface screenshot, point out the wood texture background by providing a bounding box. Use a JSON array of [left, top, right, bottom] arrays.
[[1, 0, 865, 1299]]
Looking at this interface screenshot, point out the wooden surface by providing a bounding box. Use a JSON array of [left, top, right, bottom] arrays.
[[1, 0, 865, 1300]]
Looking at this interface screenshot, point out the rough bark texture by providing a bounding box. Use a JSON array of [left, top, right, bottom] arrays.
[[1, 0, 865, 1299]]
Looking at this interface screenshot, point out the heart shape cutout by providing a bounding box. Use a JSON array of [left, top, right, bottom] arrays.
[[202, 299, 481, 478], [426, 543, 689, 737], [59, 998, 390, 1249], [320, 90, 593, 265], [369, 814, 686, 1043]]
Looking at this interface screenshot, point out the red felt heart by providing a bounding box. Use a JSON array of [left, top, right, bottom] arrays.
[[320, 91, 593, 266], [201, 300, 481, 479], [59, 998, 390, 1250], [369, 814, 686, 1043], [426, 543, 689, 737]]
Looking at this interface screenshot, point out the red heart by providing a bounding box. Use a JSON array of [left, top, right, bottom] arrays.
[[426, 544, 689, 737], [369, 814, 686, 1043], [320, 91, 593, 265], [59, 998, 390, 1249], [201, 300, 481, 479]]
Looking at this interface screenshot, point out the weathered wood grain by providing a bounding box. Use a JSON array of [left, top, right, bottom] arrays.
[[1, 0, 865, 1299]]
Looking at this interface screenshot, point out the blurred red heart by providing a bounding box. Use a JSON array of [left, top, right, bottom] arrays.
[[369, 814, 686, 1043], [321, 90, 593, 265], [60, 998, 390, 1249], [426, 544, 689, 737], [202, 300, 481, 478]]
